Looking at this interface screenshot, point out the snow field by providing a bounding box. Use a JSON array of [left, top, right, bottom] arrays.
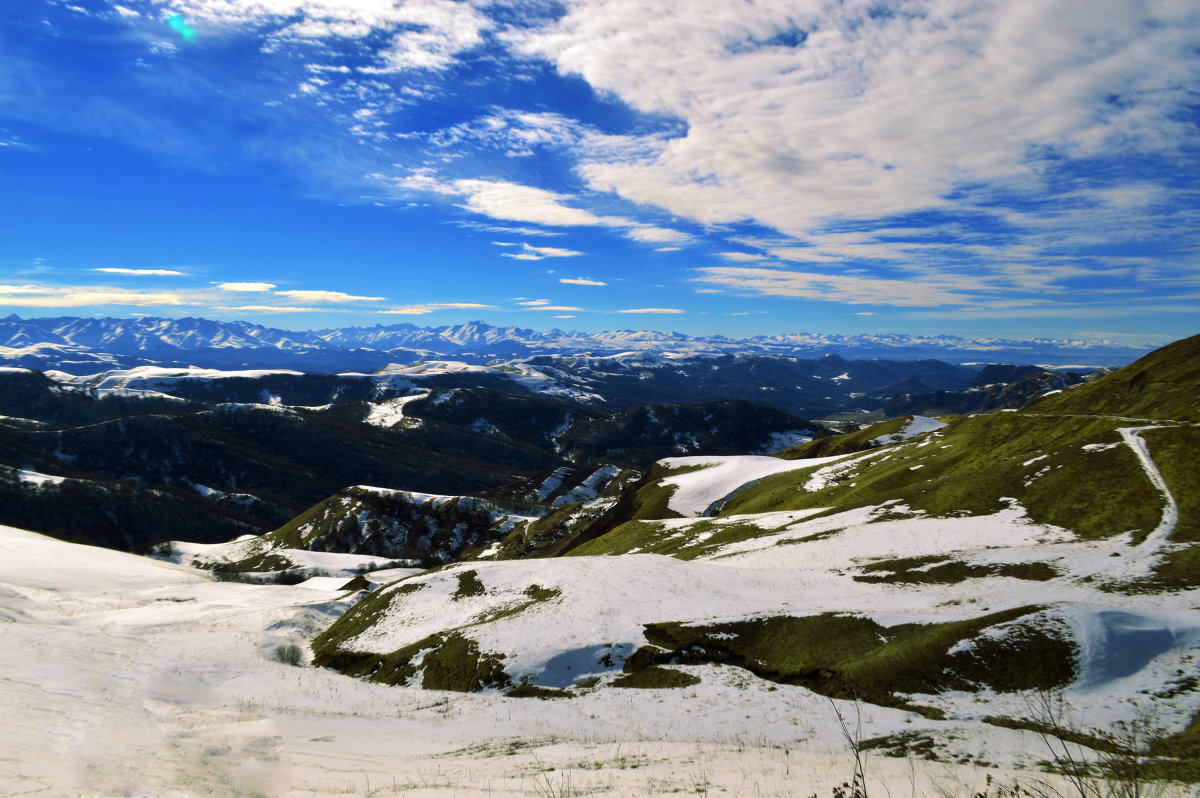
[[3, 506, 1199, 795], [658, 453, 858, 516], [0, 523, 1081, 796]]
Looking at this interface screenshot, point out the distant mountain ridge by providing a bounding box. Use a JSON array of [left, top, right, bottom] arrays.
[[0, 314, 1152, 372]]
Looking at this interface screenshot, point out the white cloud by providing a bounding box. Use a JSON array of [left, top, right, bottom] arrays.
[[276, 289, 385, 302], [93, 268, 186, 276], [528, 305, 583, 312], [381, 302, 494, 314], [693, 266, 983, 308], [426, 109, 582, 157], [514, 0, 1200, 236], [614, 307, 685, 314], [380, 307, 434, 315], [216, 282, 277, 292], [553, 315, 575, 318], [517, 299, 551, 306], [168, 0, 490, 73], [560, 277, 606, 286], [501, 243, 585, 260], [0, 284, 184, 307], [215, 304, 329, 313], [625, 226, 691, 244], [718, 252, 766, 263], [453, 179, 626, 228], [403, 175, 690, 250]]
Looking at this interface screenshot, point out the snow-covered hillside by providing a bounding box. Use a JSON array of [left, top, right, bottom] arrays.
[[6, 521, 1154, 797]]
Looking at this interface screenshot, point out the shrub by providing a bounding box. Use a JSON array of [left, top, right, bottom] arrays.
[[271, 643, 304, 666]]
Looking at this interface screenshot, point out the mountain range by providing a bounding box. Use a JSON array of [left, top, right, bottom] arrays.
[[0, 314, 1152, 372]]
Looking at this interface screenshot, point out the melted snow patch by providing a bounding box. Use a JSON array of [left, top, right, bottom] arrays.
[[870, 415, 947, 446], [758, 430, 814, 452], [8, 467, 67, 486], [363, 392, 429, 428], [658, 454, 855, 517]]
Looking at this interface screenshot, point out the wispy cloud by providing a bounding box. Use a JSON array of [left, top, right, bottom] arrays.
[[381, 302, 495, 315], [519, 1, 1200, 232], [93, 268, 186, 276], [560, 277, 606, 286], [614, 307, 685, 314], [449, 180, 624, 228], [166, 0, 491, 73], [215, 304, 329, 313], [500, 243, 585, 261], [276, 289, 385, 302], [0, 284, 185, 307], [625, 226, 691, 245], [217, 282, 277, 292], [693, 267, 985, 308]]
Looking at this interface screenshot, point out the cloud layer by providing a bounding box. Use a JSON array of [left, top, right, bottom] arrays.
[[1, 0, 1196, 337]]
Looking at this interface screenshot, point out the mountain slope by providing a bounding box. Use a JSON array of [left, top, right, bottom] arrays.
[[308, 333, 1200, 772], [1022, 332, 1200, 421]]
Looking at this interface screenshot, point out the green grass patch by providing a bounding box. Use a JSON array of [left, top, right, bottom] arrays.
[[570, 516, 796, 560], [611, 665, 701, 689], [617, 462, 696, 521], [986, 712, 1200, 784], [983, 715, 1124, 753], [1150, 710, 1200, 781], [471, 584, 562, 625], [854, 554, 1059, 585], [453, 569, 487, 600], [635, 607, 1076, 710], [419, 632, 509, 691], [505, 683, 571, 699], [610, 644, 702, 689], [523, 584, 560, 602], [313, 629, 510, 691]]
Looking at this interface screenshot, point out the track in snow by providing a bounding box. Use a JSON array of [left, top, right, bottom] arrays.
[[1118, 426, 1179, 550]]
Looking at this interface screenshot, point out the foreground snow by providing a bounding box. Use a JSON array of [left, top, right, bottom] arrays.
[[11, 524, 1193, 796]]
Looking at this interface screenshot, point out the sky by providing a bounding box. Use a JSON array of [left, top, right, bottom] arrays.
[[1, 0, 1198, 344]]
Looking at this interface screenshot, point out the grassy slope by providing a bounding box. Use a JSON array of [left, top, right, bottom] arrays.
[[1022, 332, 1200, 422], [723, 414, 1165, 539], [574, 411, 1169, 559]]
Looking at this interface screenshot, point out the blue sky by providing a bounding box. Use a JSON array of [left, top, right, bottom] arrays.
[[1, 0, 1197, 344]]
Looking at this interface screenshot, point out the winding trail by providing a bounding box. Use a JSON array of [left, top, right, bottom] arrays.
[[1118, 426, 1179, 551]]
